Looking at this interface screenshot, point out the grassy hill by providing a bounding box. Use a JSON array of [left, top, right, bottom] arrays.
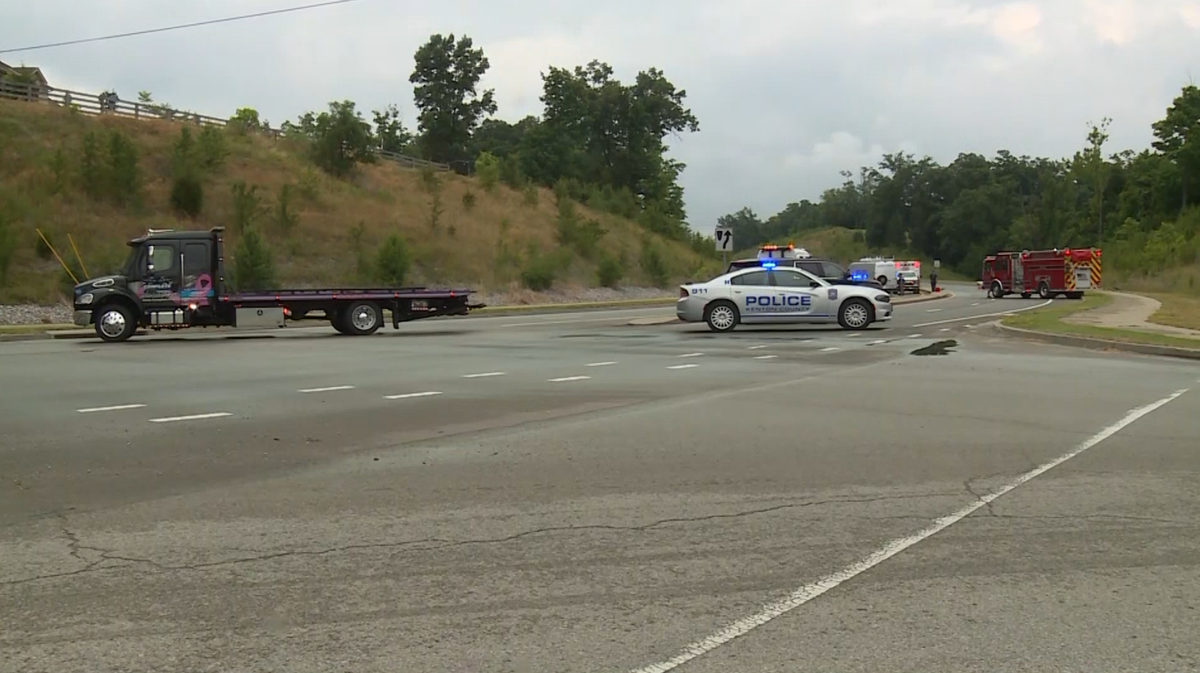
[[0, 97, 723, 305]]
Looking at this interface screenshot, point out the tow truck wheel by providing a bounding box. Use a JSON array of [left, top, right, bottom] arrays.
[[838, 298, 874, 330], [344, 300, 383, 336], [704, 301, 739, 332], [93, 303, 135, 343]]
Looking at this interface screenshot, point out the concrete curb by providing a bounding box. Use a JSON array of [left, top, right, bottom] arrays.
[[995, 322, 1200, 361]]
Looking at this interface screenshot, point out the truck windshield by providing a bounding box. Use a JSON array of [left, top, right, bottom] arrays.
[[120, 245, 141, 278]]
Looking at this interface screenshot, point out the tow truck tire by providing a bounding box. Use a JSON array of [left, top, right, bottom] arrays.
[[838, 298, 874, 330], [93, 303, 136, 343], [704, 300, 739, 332], [343, 300, 383, 336]]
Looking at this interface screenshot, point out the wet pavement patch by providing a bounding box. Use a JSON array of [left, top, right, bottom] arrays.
[[910, 339, 958, 356]]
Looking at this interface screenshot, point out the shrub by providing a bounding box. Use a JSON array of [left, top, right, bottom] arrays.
[[475, 151, 500, 191], [375, 232, 412, 286], [520, 253, 557, 291], [597, 253, 623, 288], [233, 226, 275, 290]]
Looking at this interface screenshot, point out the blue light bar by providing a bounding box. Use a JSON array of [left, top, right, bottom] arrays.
[[850, 270, 870, 281], [761, 260, 777, 269]]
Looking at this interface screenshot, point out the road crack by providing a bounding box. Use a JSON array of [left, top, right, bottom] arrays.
[[2, 490, 960, 585]]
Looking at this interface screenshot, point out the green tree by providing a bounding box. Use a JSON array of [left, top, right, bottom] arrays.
[[410, 33, 497, 163], [373, 104, 414, 154], [1151, 84, 1200, 210], [295, 100, 377, 178]]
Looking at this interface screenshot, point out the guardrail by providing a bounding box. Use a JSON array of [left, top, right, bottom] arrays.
[[0, 80, 450, 172]]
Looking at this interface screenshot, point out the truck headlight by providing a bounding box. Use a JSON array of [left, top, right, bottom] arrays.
[[78, 293, 94, 305], [874, 294, 891, 303]]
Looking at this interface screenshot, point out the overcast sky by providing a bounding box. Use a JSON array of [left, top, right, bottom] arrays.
[[5, 0, 1200, 233]]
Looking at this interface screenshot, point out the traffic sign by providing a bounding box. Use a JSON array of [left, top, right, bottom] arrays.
[[715, 226, 733, 252]]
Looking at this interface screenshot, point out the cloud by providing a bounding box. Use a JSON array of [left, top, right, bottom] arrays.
[[3, 0, 1200, 232]]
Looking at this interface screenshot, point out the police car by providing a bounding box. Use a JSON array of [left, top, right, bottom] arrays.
[[677, 255, 893, 332]]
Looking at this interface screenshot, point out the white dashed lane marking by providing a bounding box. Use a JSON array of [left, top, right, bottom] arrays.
[[913, 299, 1052, 328], [678, 352, 704, 358], [297, 385, 355, 393], [666, 364, 699, 370], [384, 391, 443, 400], [820, 347, 840, 353], [586, 361, 617, 367], [747, 345, 769, 350], [752, 355, 778, 360], [926, 308, 942, 313], [77, 404, 146, 414], [149, 412, 232, 423], [869, 339, 888, 345], [908, 334, 922, 339], [462, 372, 505, 379], [940, 328, 951, 332], [548, 376, 591, 382], [628, 388, 1190, 673], [845, 334, 860, 338]]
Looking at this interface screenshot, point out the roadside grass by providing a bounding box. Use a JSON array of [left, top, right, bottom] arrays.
[[1002, 291, 1200, 350], [1143, 292, 1200, 331]]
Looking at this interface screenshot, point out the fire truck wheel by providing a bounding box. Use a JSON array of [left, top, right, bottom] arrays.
[[987, 281, 1004, 298], [1038, 282, 1051, 299], [838, 298, 874, 330], [704, 300, 740, 332]]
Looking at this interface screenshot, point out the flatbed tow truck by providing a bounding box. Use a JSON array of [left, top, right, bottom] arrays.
[[71, 226, 485, 343]]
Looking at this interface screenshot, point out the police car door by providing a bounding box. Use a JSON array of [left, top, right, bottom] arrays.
[[728, 268, 773, 323], [770, 268, 827, 320]]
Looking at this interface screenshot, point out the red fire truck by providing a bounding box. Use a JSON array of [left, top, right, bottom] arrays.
[[980, 247, 1102, 299]]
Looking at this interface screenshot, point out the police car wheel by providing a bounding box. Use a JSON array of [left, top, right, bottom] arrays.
[[838, 298, 873, 330], [704, 301, 739, 332]]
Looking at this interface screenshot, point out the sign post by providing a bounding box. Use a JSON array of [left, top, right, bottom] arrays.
[[715, 225, 733, 267]]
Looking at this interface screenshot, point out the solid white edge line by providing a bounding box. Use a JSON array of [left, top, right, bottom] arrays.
[[628, 388, 1190, 673], [77, 404, 146, 413], [913, 299, 1052, 328], [462, 372, 506, 378], [586, 361, 617, 367], [666, 364, 699, 370], [548, 376, 591, 382], [384, 391, 443, 400], [148, 412, 232, 423], [297, 385, 355, 393]]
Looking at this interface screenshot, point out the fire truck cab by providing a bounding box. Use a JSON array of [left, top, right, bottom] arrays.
[[980, 247, 1101, 300]]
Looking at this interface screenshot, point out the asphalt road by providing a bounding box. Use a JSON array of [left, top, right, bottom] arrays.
[[2, 281, 1198, 672]]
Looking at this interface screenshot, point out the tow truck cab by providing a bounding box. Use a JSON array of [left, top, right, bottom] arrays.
[[73, 227, 233, 338], [73, 226, 482, 342]]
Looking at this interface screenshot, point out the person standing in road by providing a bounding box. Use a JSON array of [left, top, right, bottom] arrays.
[[930, 269, 939, 293]]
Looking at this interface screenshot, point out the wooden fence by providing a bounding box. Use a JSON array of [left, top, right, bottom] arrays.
[[0, 80, 450, 172]]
